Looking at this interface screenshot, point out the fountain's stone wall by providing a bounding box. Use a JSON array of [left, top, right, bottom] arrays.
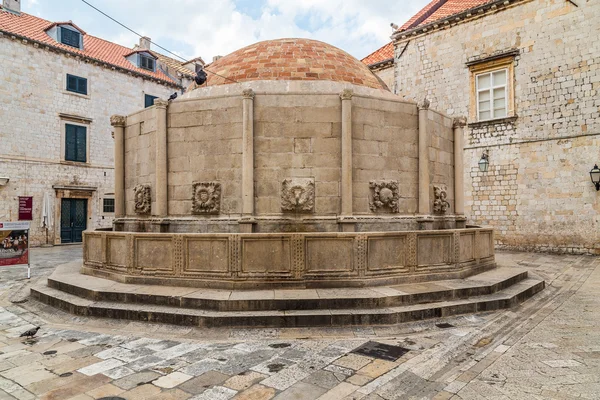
[[115, 80, 458, 233], [83, 227, 495, 289]]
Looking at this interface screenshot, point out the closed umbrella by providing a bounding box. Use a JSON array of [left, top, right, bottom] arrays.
[[40, 192, 53, 245]]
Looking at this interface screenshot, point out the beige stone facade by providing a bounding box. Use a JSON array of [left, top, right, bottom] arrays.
[[0, 36, 182, 245], [387, 0, 600, 254]]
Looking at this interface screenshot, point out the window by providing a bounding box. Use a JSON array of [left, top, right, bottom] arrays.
[[103, 198, 115, 213], [144, 94, 158, 108], [476, 69, 507, 121], [139, 54, 155, 71], [468, 52, 516, 123], [66, 74, 87, 95], [65, 124, 87, 163], [60, 26, 81, 49]]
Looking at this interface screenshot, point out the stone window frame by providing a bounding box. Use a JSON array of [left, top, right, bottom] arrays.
[[59, 117, 91, 166], [468, 54, 516, 123]]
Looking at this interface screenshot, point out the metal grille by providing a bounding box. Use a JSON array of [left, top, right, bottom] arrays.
[[75, 201, 86, 227], [61, 201, 70, 227]]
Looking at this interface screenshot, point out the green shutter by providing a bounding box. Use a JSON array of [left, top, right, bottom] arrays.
[[67, 75, 77, 92], [65, 124, 86, 162], [78, 77, 87, 95], [76, 126, 87, 162], [65, 124, 77, 161]]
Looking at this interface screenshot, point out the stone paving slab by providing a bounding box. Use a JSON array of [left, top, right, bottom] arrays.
[[0, 248, 597, 399]]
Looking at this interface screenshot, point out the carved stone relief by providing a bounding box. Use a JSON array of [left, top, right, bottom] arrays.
[[192, 182, 221, 214], [433, 185, 450, 214], [281, 178, 315, 212], [133, 184, 151, 214], [369, 180, 400, 213]]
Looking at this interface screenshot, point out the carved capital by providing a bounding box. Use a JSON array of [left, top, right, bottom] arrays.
[[154, 98, 169, 108], [191, 181, 222, 215], [453, 116, 468, 128], [110, 115, 126, 127], [242, 89, 255, 99], [133, 184, 151, 214], [417, 97, 430, 110], [339, 89, 353, 101]]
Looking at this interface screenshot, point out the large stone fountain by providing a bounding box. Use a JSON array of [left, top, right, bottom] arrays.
[[83, 38, 494, 289], [32, 39, 544, 328]]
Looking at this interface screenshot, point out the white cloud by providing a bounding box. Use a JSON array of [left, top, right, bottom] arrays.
[[22, 0, 427, 61]]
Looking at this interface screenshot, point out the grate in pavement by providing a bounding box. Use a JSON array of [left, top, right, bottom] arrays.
[[98, 398, 126, 400], [351, 341, 410, 361], [43, 350, 57, 355], [435, 323, 455, 329]]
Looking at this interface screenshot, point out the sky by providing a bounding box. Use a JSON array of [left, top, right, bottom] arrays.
[[22, 0, 429, 63]]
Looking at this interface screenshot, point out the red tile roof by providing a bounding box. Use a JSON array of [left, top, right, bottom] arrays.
[[400, 0, 491, 31], [361, 42, 394, 66], [0, 8, 187, 86], [362, 0, 492, 67]]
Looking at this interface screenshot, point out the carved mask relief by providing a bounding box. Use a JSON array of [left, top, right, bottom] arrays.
[[133, 184, 151, 214], [433, 185, 450, 214], [281, 178, 315, 212], [369, 180, 400, 213], [192, 182, 221, 214]]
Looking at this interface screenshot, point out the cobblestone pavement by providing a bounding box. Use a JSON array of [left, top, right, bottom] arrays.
[[0, 246, 598, 399]]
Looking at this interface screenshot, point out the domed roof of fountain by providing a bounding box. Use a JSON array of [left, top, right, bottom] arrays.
[[201, 38, 388, 90]]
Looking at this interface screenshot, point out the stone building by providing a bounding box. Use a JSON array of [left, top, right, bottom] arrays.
[[0, 0, 196, 245], [366, 0, 600, 254]]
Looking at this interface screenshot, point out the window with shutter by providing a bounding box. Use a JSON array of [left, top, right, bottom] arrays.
[[144, 94, 159, 108], [139, 54, 155, 71], [66, 74, 87, 95], [65, 124, 87, 163], [60, 26, 81, 49]]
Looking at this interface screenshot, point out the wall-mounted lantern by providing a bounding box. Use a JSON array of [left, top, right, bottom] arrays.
[[590, 164, 600, 191], [478, 150, 489, 173]]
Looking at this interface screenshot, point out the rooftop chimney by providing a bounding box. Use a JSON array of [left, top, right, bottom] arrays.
[[2, 0, 21, 13], [139, 36, 151, 51], [213, 55, 222, 63]]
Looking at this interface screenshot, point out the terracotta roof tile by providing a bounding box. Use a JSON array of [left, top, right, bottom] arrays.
[[361, 42, 394, 66], [399, 0, 492, 31], [198, 38, 388, 90], [0, 8, 192, 85]]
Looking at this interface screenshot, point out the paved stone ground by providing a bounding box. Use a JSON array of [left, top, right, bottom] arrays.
[[0, 246, 598, 399]]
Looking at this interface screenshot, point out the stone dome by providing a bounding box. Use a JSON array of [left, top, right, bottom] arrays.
[[203, 38, 389, 90]]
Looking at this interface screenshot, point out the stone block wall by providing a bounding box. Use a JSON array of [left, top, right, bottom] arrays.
[[0, 37, 177, 245], [352, 96, 419, 214], [166, 97, 243, 216], [254, 94, 341, 216], [392, 0, 600, 253], [428, 109, 455, 214]]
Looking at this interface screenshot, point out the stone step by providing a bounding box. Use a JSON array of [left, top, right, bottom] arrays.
[[46, 263, 529, 311], [30, 278, 545, 328]]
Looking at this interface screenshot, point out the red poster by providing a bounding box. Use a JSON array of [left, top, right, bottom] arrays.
[[18, 196, 33, 221], [0, 226, 29, 266]]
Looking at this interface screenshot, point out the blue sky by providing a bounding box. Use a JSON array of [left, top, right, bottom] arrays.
[[22, 0, 429, 62]]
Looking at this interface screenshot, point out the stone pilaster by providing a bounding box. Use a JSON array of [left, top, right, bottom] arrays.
[[154, 98, 169, 217], [240, 89, 255, 232], [110, 115, 126, 218], [417, 98, 433, 230], [453, 117, 467, 220], [340, 89, 353, 218]]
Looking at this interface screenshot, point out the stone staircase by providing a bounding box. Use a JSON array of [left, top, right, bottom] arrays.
[[31, 262, 544, 328]]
